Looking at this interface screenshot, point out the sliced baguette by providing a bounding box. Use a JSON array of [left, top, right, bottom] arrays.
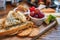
[[28, 28, 40, 37], [0, 18, 6, 29], [0, 21, 34, 36], [17, 28, 32, 37]]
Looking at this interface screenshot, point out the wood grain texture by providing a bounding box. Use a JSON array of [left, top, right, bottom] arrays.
[[0, 21, 57, 40]]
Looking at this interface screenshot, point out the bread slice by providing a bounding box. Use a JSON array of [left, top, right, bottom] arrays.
[[16, 5, 28, 12], [28, 28, 40, 37], [17, 28, 32, 37], [0, 18, 5, 29], [0, 21, 34, 36], [41, 8, 55, 13]]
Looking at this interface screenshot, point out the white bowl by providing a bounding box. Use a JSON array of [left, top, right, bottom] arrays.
[[29, 15, 45, 25], [13, 8, 30, 15]]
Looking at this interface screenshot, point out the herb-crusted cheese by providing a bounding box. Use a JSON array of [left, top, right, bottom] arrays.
[[5, 11, 26, 27]]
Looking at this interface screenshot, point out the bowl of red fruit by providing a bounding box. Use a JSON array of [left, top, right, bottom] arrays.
[[29, 7, 45, 25]]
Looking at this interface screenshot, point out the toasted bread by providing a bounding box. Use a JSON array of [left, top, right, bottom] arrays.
[[0, 18, 5, 29], [28, 28, 40, 37], [17, 28, 32, 37], [0, 21, 34, 36], [16, 5, 28, 12], [41, 8, 55, 13]]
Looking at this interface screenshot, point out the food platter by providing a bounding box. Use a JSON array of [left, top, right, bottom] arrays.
[[0, 21, 57, 40], [0, 5, 58, 40]]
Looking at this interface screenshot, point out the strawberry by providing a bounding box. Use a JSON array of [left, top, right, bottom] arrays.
[[29, 6, 35, 12]]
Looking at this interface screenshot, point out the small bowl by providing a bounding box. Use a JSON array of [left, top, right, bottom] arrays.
[[29, 15, 45, 26]]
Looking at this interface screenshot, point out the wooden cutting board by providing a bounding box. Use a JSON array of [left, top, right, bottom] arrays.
[[0, 21, 57, 40]]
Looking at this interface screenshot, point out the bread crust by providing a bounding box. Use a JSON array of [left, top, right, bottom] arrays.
[[0, 21, 34, 36], [17, 28, 32, 37], [41, 8, 55, 13], [28, 28, 40, 37]]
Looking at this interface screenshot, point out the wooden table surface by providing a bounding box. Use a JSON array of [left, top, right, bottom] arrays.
[[0, 2, 60, 40], [36, 18, 60, 40]]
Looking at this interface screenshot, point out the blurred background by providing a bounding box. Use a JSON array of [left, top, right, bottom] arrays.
[[0, 0, 60, 18]]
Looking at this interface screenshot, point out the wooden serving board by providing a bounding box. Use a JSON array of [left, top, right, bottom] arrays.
[[0, 21, 57, 40]]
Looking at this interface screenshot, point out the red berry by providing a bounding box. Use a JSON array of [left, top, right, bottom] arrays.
[[29, 6, 35, 12], [30, 8, 45, 18], [29, 8, 33, 12], [30, 12, 35, 17], [32, 6, 35, 9], [34, 9, 40, 14], [34, 14, 39, 18], [38, 12, 44, 18]]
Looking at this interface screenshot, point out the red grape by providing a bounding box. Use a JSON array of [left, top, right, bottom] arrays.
[[34, 14, 39, 18], [30, 12, 35, 17], [32, 6, 35, 10], [30, 8, 44, 18], [38, 12, 44, 18], [34, 9, 40, 14]]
